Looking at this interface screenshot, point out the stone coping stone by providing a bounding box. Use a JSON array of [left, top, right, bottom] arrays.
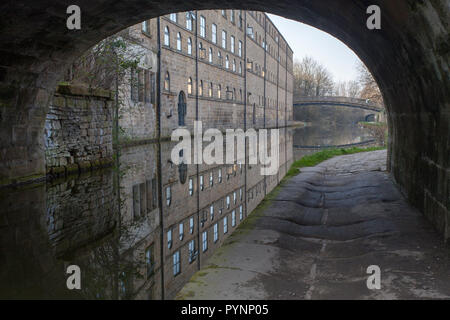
[[56, 83, 113, 100]]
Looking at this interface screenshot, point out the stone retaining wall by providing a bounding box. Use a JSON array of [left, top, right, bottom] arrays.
[[44, 84, 114, 176]]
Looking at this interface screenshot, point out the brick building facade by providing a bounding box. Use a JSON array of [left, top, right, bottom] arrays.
[[116, 9, 293, 299]]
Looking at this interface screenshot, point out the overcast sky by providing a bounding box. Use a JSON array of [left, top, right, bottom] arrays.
[[267, 14, 362, 83]]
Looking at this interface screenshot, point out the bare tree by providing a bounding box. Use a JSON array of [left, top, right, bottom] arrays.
[[333, 80, 361, 97], [293, 56, 334, 97], [356, 62, 383, 105]]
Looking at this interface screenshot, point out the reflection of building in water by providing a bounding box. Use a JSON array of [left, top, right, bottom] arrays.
[[0, 10, 294, 300], [292, 98, 384, 160]]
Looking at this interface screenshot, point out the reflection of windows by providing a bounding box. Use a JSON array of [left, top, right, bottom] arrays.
[[189, 178, 194, 196], [132, 179, 157, 220], [214, 223, 218, 242], [173, 251, 180, 276], [223, 217, 228, 234], [188, 240, 196, 263], [167, 229, 172, 249], [189, 217, 194, 234], [179, 223, 184, 240], [202, 231, 208, 252], [166, 186, 171, 206]]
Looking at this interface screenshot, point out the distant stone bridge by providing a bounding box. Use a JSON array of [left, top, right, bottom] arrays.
[[294, 96, 384, 113]]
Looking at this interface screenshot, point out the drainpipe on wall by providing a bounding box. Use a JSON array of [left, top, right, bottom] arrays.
[[156, 16, 165, 300], [194, 10, 201, 271], [243, 11, 248, 219]]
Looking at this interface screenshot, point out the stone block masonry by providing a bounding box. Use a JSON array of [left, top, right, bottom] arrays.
[[44, 84, 114, 177]]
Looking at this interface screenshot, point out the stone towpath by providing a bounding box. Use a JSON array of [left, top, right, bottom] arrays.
[[177, 150, 450, 299]]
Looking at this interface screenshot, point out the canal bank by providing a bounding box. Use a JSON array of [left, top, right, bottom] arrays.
[[177, 150, 450, 299]]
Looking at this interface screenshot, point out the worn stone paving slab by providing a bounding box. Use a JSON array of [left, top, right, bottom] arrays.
[[177, 150, 450, 300]]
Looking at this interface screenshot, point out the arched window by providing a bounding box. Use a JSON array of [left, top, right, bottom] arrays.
[[176, 32, 182, 51], [164, 26, 170, 46], [217, 85, 221, 99], [164, 72, 170, 91], [187, 38, 192, 55], [232, 59, 236, 72], [187, 77, 192, 95], [208, 48, 213, 63], [218, 51, 222, 66], [199, 80, 203, 96], [225, 55, 229, 69], [209, 82, 213, 97]]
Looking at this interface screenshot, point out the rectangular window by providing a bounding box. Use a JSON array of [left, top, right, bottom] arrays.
[[189, 217, 194, 234], [233, 191, 237, 204], [223, 217, 228, 234], [144, 70, 151, 103], [186, 12, 193, 30], [218, 169, 222, 183], [230, 36, 235, 53], [167, 229, 172, 249], [202, 231, 208, 252], [232, 210, 236, 227], [170, 13, 177, 22], [189, 178, 194, 196], [179, 223, 184, 241], [188, 240, 196, 263], [211, 24, 217, 43], [142, 21, 148, 33], [239, 205, 243, 220], [173, 251, 180, 276], [230, 10, 235, 24], [200, 16, 206, 37], [210, 205, 214, 220], [240, 188, 243, 201], [214, 223, 218, 242], [166, 186, 171, 206], [200, 175, 204, 191], [222, 30, 227, 49], [226, 196, 230, 209], [150, 72, 156, 105], [209, 172, 213, 187], [238, 41, 242, 57]]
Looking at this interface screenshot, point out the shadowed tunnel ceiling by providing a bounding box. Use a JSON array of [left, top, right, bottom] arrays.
[[0, 1, 448, 237]]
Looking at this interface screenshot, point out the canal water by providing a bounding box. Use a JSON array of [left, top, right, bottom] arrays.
[[0, 119, 375, 299]]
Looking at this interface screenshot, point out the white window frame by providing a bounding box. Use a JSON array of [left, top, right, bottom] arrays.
[[212, 24, 217, 43], [202, 231, 208, 252]]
